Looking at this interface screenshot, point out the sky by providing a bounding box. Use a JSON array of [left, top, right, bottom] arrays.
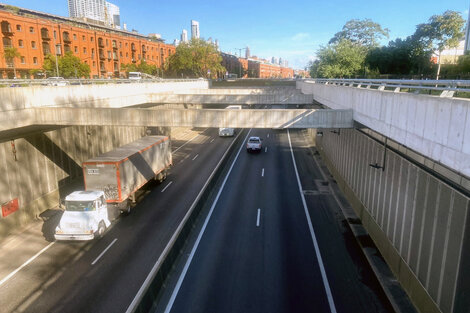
[[3, 0, 469, 69]]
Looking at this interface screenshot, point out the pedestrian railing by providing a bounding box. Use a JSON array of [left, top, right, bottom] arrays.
[[0, 78, 206, 87], [306, 78, 470, 98]]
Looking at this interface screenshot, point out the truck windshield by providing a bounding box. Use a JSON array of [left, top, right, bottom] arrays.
[[65, 201, 95, 212]]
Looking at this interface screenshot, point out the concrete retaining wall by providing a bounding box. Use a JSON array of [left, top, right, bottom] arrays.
[[0, 125, 147, 240], [0, 80, 209, 112], [316, 128, 470, 313], [298, 81, 470, 179]]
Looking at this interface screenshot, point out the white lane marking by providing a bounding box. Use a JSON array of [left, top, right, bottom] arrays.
[[256, 208, 261, 227], [265, 147, 268, 153], [161, 181, 173, 193], [172, 129, 208, 153], [261, 168, 265, 177], [267, 133, 270, 138], [163, 130, 252, 313], [126, 130, 247, 313], [192, 154, 199, 161], [0, 242, 54, 287], [210, 138, 215, 143], [287, 129, 337, 313], [91, 238, 118, 266]]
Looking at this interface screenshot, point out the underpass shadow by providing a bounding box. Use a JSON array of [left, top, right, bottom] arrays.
[[39, 209, 63, 242]]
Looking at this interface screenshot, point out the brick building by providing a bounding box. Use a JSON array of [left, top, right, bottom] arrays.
[[0, 5, 175, 78], [221, 52, 293, 79]]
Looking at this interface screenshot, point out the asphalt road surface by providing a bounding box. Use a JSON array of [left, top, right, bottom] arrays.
[[0, 128, 237, 313], [156, 129, 394, 313]]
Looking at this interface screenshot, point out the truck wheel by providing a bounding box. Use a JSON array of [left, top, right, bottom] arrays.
[[124, 203, 131, 215], [97, 221, 106, 239]]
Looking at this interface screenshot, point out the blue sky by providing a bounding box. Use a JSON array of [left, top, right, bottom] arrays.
[[3, 0, 469, 69]]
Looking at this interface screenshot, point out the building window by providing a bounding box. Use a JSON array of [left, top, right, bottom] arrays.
[[126, 52, 128, 57], [83, 47, 87, 54], [91, 48, 95, 58], [29, 26, 34, 33], [53, 30, 57, 39], [31, 41, 36, 48], [33, 57, 38, 64], [90, 37, 94, 42], [93, 61, 96, 67], [16, 24, 21, 31], [106, 39, 108, 46], [119, 42, 122, 48], [74, 46, 78, 53], [20, 56, 25, 64], [125, 42, 128, 47], [120, 51, 122, 57], [82, 35, 86, 41], [107, 51, 111, 59], [18, 39, 23, 47]]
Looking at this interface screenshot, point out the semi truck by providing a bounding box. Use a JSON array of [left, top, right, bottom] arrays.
[[55, 136, 172, 241]]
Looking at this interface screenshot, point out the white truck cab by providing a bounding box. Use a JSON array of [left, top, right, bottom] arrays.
[[55, 191, 111, 241]]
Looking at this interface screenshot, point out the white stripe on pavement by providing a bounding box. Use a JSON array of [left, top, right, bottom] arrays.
[[91, 238, 118, 266], [0, 242, 54, 287], [261, 168, 265, 177], [287, 129, 337, 313], [256, 208, 261, 227], [163, 129, 252, 313], [161, 181, 173, 193], [192, 154, 199, 161]]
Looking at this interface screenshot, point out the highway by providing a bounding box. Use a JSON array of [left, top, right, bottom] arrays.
[[156, 129, 394, 313], [0, 128, 236, 313]]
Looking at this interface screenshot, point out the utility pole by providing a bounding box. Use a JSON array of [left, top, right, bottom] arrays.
[[235, 47, 247, 78]]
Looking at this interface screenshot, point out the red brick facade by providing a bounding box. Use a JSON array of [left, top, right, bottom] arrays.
[[0, 6, 175, 78], [221, 53, 293, 79]]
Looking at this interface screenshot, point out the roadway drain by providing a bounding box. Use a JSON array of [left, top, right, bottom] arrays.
[[315, 180, 331, 194]]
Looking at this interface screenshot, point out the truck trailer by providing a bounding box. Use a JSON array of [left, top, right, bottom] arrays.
[[55, 136, 172, 240]]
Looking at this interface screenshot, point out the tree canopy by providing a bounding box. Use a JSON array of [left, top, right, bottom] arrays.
[[43, 52, 90, 78], [329, 18, 390, 48], [166, 39, 225, 78], [121, 61, 160, 76], [311, 39, 367, 78], [3, 46, 21, 78]]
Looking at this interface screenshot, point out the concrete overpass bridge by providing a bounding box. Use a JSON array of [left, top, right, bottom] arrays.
[[0, 78, 469, 313]]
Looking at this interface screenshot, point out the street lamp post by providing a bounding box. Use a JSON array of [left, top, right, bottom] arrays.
[[234, 47, 247, 78]]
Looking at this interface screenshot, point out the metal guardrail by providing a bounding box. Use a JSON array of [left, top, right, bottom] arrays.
[[0, 78, 206, 87], [305, 78, 470, 97]]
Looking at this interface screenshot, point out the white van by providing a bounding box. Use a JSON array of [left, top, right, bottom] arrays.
[[55, 190, 111, 241], [128, 72, 142, 80], [219, 105, 242, 137]]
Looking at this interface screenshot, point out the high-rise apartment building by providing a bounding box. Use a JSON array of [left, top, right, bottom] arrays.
[[191, 20, 200, 39], [245, 46, 250, 58], [181, 29, 188, 43], [106, 1, 120, 28], [68, 0, 120, 28]]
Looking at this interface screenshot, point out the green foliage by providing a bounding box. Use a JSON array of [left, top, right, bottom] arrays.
[[166, 39, 226, 78], [3, 5, 20, 14], [43, 52, 90, 78], [3, 46, 20, 62], [329, 19, 389, 48], [414, 11, 465, 53], [310, 39, 367, 78], [366, 37, 433, 76], [121, 61, 160, 76]]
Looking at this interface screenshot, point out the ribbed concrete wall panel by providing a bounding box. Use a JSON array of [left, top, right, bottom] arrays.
[[317, 128, 470, 313]]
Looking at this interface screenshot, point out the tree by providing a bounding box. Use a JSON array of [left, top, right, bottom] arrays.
[[43, 52, 90, 78], [166, 39, 225, 78], [329, 19, 390, 48], [310, 39, 367, 78], [366, 37, 433, 76], [413, 10, 465, 79], [3, 47, 21, 78], [121, 61, 160, 76]]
